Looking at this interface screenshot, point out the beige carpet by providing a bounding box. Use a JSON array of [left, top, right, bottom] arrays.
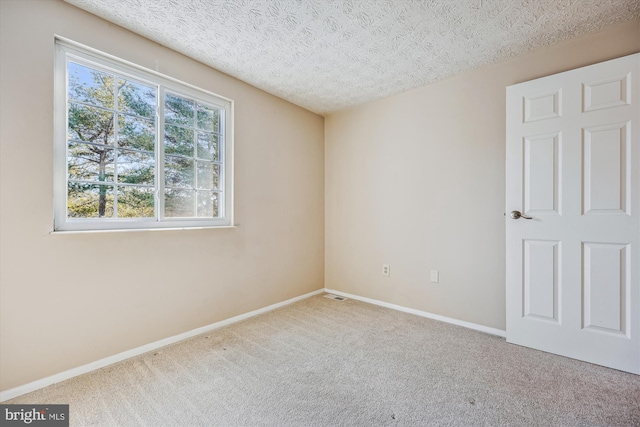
[[6, 294, 640, 426]]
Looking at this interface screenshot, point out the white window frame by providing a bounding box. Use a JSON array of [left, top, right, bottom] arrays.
[[54, 38, 234, 232]]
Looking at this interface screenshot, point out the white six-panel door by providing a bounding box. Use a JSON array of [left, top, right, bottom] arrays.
[[506, 53, 640, 374]]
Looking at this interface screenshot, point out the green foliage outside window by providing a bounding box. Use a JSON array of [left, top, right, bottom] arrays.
[[66, 61, 221, 220]]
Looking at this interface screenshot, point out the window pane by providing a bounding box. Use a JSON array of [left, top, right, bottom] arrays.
[[117, 79, 155, 118], [197, 191, 218, 218], [68, 143, 114, 182], [67, 182, 114, 218], [165, 156, 194, 188], [165, 93, 194, 126], [117, 186, 154, 218], [197, 103, 220, 132], [164, 124, 194, 156], [68, 103, 115, 145], [164, 189, 195, 217], [117, 150, 155, 185], [68, 62, 114, 109], [196, 132, 219, 161], [118, 114, 155, 151], [196, 162, 219, 189]]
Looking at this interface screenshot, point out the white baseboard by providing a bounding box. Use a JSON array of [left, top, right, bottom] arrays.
[[0, 289, 324, 402], [325, 288, 507, 338]]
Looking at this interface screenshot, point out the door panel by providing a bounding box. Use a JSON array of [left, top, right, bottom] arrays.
[[583, 73, 630, 112], [506, 53, 640, 374], [583, 242, 629, 335], [524, 90, 562, 122], [523, 239, 559, 321], [583, 122, 629, 214], [524, 133, 560, 214]]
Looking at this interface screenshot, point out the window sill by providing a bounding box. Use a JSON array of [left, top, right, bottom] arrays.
[[50, 225, 238, 235]]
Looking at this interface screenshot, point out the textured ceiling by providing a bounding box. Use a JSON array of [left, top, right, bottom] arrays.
[[64, 0, 640, 115]]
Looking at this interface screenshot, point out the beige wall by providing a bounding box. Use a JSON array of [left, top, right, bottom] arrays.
[[325, 19, 640, 331], [0, 0, 324, 391]]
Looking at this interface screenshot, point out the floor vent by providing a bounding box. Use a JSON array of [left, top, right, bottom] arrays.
[[324, 294, 347, 301]]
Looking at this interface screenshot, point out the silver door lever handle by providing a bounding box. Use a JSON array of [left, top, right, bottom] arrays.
[[509, 210, 532, 220]]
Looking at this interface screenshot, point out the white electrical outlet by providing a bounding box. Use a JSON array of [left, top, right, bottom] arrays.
[[430, 270, 439, 283], [382, 264, 390, 276]]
